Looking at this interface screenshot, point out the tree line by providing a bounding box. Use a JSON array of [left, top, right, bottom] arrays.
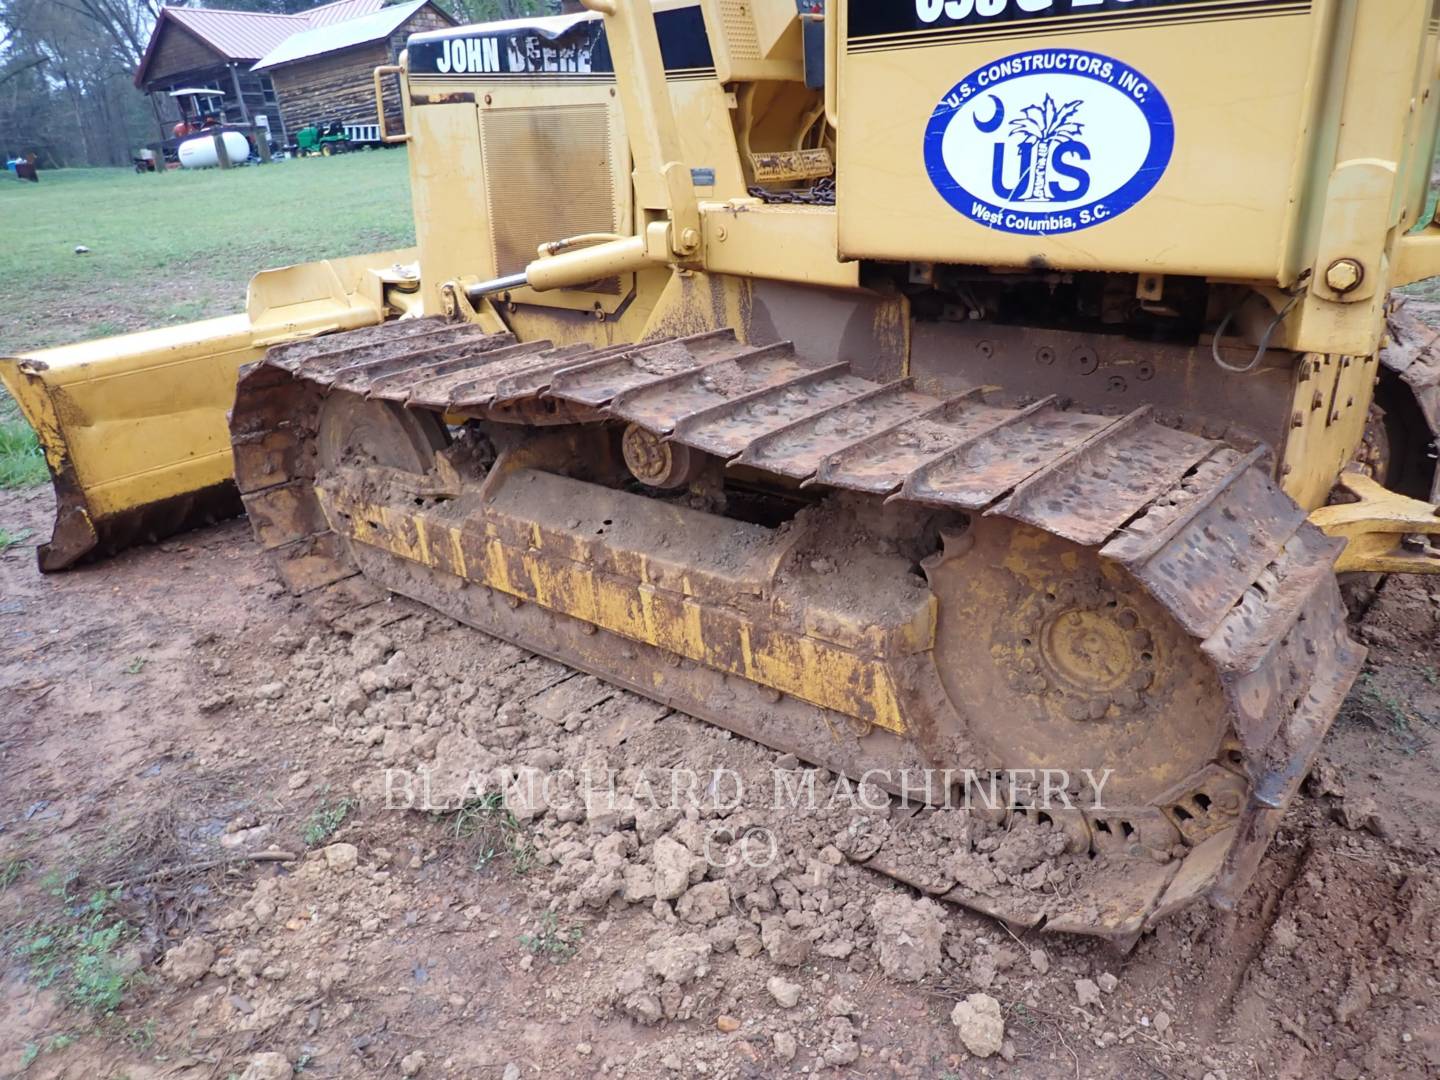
[[0, 0, 556, 169]]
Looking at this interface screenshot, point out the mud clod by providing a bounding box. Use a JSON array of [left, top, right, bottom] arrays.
[[760, 916, 810, 967], [239, 1052, 293, 1080], [952, 992, 1005, 1058], [323, 843, 358, 873], [767, 975, 801, 1008], [162, 936, 215, 985], [871, 893, 945, 981]]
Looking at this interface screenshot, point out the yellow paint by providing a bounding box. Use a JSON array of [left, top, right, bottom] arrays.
[[449, 529, 468, 578], [1309, 472, 1440, 574], [1, 316, 259, 516], [698, 0, 803, 83], [1279, 352, 1379, 511], [699, 203, 858, 289], [320, 484, 913, 732], [2, 250, 413, 530], [833, 0, 1439, 359]]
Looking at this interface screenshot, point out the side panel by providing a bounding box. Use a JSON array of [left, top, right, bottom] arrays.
[[837, 0, 1324, 277], [405, 2, 747, 318], [836, 0, 1433, 289], [406, 100, 496, 315], [405, 84, 637, 316]]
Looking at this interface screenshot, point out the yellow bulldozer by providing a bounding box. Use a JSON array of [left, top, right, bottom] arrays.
[[6, 0, 1440, 943]]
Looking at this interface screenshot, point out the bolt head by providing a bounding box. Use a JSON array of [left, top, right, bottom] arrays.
[[1325, 258, 1364, 293]]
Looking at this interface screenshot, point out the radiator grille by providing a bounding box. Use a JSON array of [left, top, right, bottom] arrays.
[[480, 104, 620, 294], [720, 0, 761, 60]]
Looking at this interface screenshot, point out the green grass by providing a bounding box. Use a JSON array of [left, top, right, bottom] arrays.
[[0, 526, 33, 554], [0, 399, 48, 489], [302, 794, 358, 847], [124, 1019, 156, 1050], [11, 887, 138, 1016], [1358, 671, 1412, 732], [0, 857, 31, 891], [0, 151, 416, 353], [0, 152, 415, 496], [21, 1032, 76, 1068], [445, 793, 535, 875], [517, 910, 582, 962]]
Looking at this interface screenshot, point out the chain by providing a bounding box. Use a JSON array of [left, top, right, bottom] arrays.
[[746, 176, 835, 206]]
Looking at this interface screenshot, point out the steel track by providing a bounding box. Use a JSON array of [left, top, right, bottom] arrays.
[[230, 317, 1364, 941]]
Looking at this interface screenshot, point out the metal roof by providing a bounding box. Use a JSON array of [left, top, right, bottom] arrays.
[[164, 7, 305, 62], [253, 0, 429, 71], [135, 1, 395, 87], [304, 0, 390, 28]]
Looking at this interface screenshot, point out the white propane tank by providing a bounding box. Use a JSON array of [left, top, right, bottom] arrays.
[[178, 131, 250, 168]]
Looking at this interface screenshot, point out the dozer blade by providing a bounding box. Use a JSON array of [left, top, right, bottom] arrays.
[[230, 320, 1364, 943], [0, 249, 417, 571]]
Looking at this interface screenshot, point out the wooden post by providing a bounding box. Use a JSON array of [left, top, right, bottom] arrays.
[[211, 128, 231, 169], [253, 122, 272, 163], [147, 91, 169, 146], [227, 63, 252, 125]]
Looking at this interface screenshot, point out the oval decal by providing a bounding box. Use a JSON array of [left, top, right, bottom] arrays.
[[923, 48, 1174, 235]]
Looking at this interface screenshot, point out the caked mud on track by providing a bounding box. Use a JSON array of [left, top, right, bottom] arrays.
[[228, 317, 1364, 942]]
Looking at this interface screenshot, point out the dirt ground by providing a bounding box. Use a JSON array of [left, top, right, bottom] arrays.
[[1, 480, 1437, 1080]]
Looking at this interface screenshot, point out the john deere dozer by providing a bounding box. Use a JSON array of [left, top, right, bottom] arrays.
[[7, 0, 1440, 942]]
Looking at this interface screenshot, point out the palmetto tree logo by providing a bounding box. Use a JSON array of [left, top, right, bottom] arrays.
[[1007, 94, 1084, 202]]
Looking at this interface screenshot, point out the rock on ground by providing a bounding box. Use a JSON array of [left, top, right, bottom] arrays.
[[767, 975, 801, 1008], [644, 933, 712, 985], [952, 993, 1005, 1058], [822, 1017, 861, 1066], [760, 915, 810, 967], [1075, 977, 1102, 1007], [323, 842, 359, 873], [504, 765, 549, 823], [773, 1031, 798, 1062], [162, 935, 215, 985], [676, 880, 730, 924], [651, 835, 699, 901], [870, 893, 945, 981], [239, 1052, 293, 1080]]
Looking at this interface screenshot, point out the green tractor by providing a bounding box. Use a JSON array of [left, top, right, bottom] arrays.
[[293, 121, 349, 157]]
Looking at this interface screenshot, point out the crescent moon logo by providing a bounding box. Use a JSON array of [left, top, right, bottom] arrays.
[[972, 94, 1004, 133]]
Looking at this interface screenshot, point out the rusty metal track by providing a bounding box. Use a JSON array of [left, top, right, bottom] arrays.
[[230, 318, 1364, 942]]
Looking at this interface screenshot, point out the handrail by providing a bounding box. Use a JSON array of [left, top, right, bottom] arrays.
[[823, 0, 838, 132], [373, 64, 411, 145]]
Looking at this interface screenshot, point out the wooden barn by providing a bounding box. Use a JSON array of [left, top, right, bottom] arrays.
[[134, 0, 454, 150], [134, 5, 303, 141], [254, 0, 454, 140]]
